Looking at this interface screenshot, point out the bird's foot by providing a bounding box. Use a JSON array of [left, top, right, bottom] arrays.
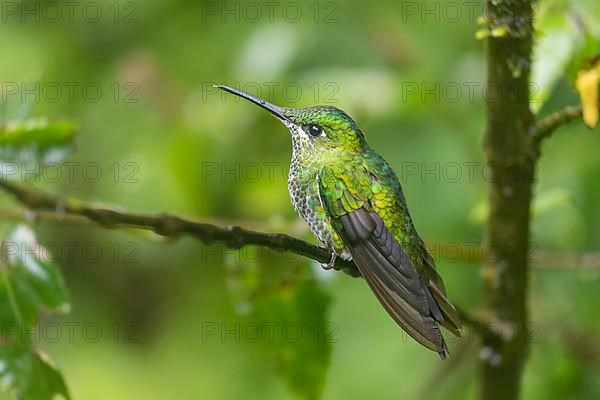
[[322, 251, 337, 270]]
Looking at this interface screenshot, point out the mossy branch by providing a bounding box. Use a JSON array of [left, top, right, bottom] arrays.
[[0, 179, 359, 274], [481, 0, 535, 398], [531, 105, 584, 151]]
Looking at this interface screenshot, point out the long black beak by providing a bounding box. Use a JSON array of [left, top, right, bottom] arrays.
[[215, 85, 289, 122]]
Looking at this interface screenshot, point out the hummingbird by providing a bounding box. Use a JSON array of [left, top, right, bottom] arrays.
[[216, 85, 462, 358]]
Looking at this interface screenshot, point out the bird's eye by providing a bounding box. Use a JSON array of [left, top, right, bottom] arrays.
[[307, 124, 324, 137]]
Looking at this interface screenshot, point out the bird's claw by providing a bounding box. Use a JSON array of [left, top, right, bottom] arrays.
[[322, 252, 337, 270]]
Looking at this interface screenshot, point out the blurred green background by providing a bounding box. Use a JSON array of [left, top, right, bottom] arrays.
[[1, 0, 599, 398]]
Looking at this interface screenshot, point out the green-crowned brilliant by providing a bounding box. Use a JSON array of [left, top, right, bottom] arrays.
[[217, 85, 461, 358]]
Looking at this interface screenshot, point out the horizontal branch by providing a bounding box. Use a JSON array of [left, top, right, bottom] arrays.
[[0, 180, 359, 275]]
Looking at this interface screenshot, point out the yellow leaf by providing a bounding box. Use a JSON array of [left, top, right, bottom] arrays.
[[575, 62, 600, 128], [491, 25, 509, 38]]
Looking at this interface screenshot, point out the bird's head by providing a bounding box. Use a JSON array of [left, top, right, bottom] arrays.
[[216, 85, 367, 154]]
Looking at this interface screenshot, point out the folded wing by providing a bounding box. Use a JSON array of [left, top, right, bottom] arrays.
[[318, 163, 461, 359]]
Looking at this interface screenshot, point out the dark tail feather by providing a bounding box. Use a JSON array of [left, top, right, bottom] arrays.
[[438, 340, 450, 360], [428, 283, 462, 337], [338, 207, 449, 354]]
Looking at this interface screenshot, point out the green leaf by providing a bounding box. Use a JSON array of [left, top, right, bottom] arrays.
[[256, 279, 332, 399], [0, 225, 70, 328], [565, 32, 600, 84], [531, 24, 577, 112], [0, 118, 77, 180], [0, 344, 70, 400], [227, 256, 333, 399], [531, 0, 600, 112]]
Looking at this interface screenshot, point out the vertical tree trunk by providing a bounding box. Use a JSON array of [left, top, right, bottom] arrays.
[[480, 1, 535, 399]]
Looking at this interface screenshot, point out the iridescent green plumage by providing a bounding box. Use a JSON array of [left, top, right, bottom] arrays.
[[217, 85, 461, 358]]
